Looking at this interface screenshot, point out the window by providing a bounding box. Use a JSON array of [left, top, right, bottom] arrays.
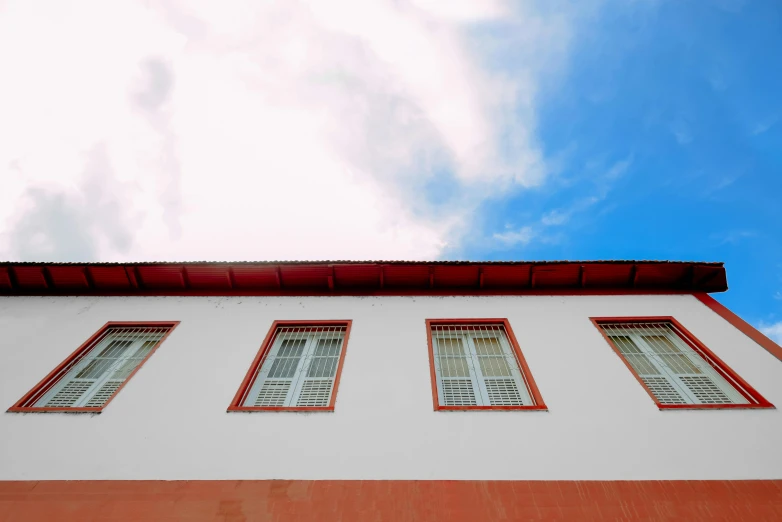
[[594, 318, 773, 409], [9, 322, 177, 412], [229, 321, 351, 411], [426, 319, 546, 410]]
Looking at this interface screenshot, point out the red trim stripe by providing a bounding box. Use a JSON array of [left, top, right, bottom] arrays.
[[2, 480, 781, 521], [694, 292, 782, 362]]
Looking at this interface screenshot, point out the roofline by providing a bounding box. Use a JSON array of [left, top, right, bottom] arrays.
[[0, 260, 727, 296], [0, 259, 724, 266]]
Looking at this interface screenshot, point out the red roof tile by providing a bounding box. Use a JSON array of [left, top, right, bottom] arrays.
[[0, 260, 727, 295]]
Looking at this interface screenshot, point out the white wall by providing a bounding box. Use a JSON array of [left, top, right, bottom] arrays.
[[1, 294, 781, 481]]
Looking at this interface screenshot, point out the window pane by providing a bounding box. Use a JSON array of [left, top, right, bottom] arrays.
[[611, 335, 660, 376], [478, 356, 512, 377], [267, 339, 306, 378], [437, 338, 464, 355], [440, 357, 471, 377], [313, 338, 341, 357], [307, 357, 338, 378], [475, 337, 512, 377], [307, 339, 341, 378], [436, 338, 470, 377], [113, 340, 157, 380], [76, 339, 134, 379], [642, 335, 701, 374], [612, 335, 642, 354], [474, 337, 503, 355]]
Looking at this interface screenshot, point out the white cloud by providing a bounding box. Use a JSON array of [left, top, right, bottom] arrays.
[[670, 118, 693, 145], [0, 0, 571, 261], [710, 230, 757, 246], [493, 226, 535, 246], [410, 0, 507, 22], [605, 155, 633, 179], [759, 321, 782, 344], [751, 117, 777, 136], [490, 149, 632, 248], [541, 210, 569, 226]]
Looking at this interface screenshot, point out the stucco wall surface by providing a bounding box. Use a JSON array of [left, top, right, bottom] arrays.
[[1, 294, 780, 480]]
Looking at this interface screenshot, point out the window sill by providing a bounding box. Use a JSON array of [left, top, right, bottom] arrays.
[[435, 405, 548, 412], [7, 407, 104, 413], [657, 403, 775, 410], [226, 406, 335, 412]]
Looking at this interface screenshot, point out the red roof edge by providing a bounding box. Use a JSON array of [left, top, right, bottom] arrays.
[[0, 261, 727, 296]]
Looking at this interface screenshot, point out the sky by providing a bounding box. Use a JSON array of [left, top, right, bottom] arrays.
[[0, 1, 780, 340]]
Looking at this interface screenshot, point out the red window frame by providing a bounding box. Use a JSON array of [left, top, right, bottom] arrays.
[[8, 321, 179, 413], [426, 318, 547, 411], [591, 316, 774, 410], [228, 320, 352, 412]]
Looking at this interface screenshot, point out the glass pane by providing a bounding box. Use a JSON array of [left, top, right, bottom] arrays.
[[478, 356, 512, 377], [474, 337, 504, 355], [612, 335, 642, 354], [113, 340, 157, 380], [267, 339, 306, 378], [437, 338, 470, 377], [437, 338, 464, 355], [643, 335, 702, 374], [612, 335, 660, 375], [623, 354, 661, 376], [440, 357, 470, 377], [307, 357, 338, 378], [277, 339, 306, 357], [474, 337, 512, 377], [76, 339, 134, 379], [307, 339, 341, 377], [313, 338, 341, 357]]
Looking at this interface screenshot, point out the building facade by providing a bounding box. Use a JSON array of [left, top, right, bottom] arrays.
[[1, 261, 781, 520]]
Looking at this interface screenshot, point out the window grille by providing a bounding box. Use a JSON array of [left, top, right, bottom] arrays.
[[241, 324, 347, 408], [17, 325, 173, 410], [430, 322, 536, 407], [599, 321, 749, 406]]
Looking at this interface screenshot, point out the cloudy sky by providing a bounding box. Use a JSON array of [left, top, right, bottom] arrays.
[[0, 1, 780, 340]]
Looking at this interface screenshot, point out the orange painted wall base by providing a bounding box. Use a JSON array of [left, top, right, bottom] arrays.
[[2, 480, 782, 521]]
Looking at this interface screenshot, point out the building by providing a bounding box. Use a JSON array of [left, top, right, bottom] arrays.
[[1, 260, 781, 521]]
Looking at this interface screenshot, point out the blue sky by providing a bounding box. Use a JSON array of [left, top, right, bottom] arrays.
[[455, 1, 782, 335], [0, 1, 779, 338]]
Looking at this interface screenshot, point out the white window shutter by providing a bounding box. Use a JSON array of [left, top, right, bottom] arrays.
[[639, 376, 686, 405], [85, 381, 123, 407], [244, 325, 347, 408], [44, 380, 95, 407], [247, 337, 307, 407], [36, 327, 167, 408], [295, 336, 342, 407], [432, 324, 532, 407], [434, 337, 479, 406], [602, 322, 749, 406], [608, 333, 687, 405], [40, 338, 126, 407], [471, 331, 531, 406]]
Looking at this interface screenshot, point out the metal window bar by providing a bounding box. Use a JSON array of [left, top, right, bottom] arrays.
[[31, 326, 169, 408], [244, 325, 346, 408], [600, 321, 749, 405], [431, 323, 533, 407]]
